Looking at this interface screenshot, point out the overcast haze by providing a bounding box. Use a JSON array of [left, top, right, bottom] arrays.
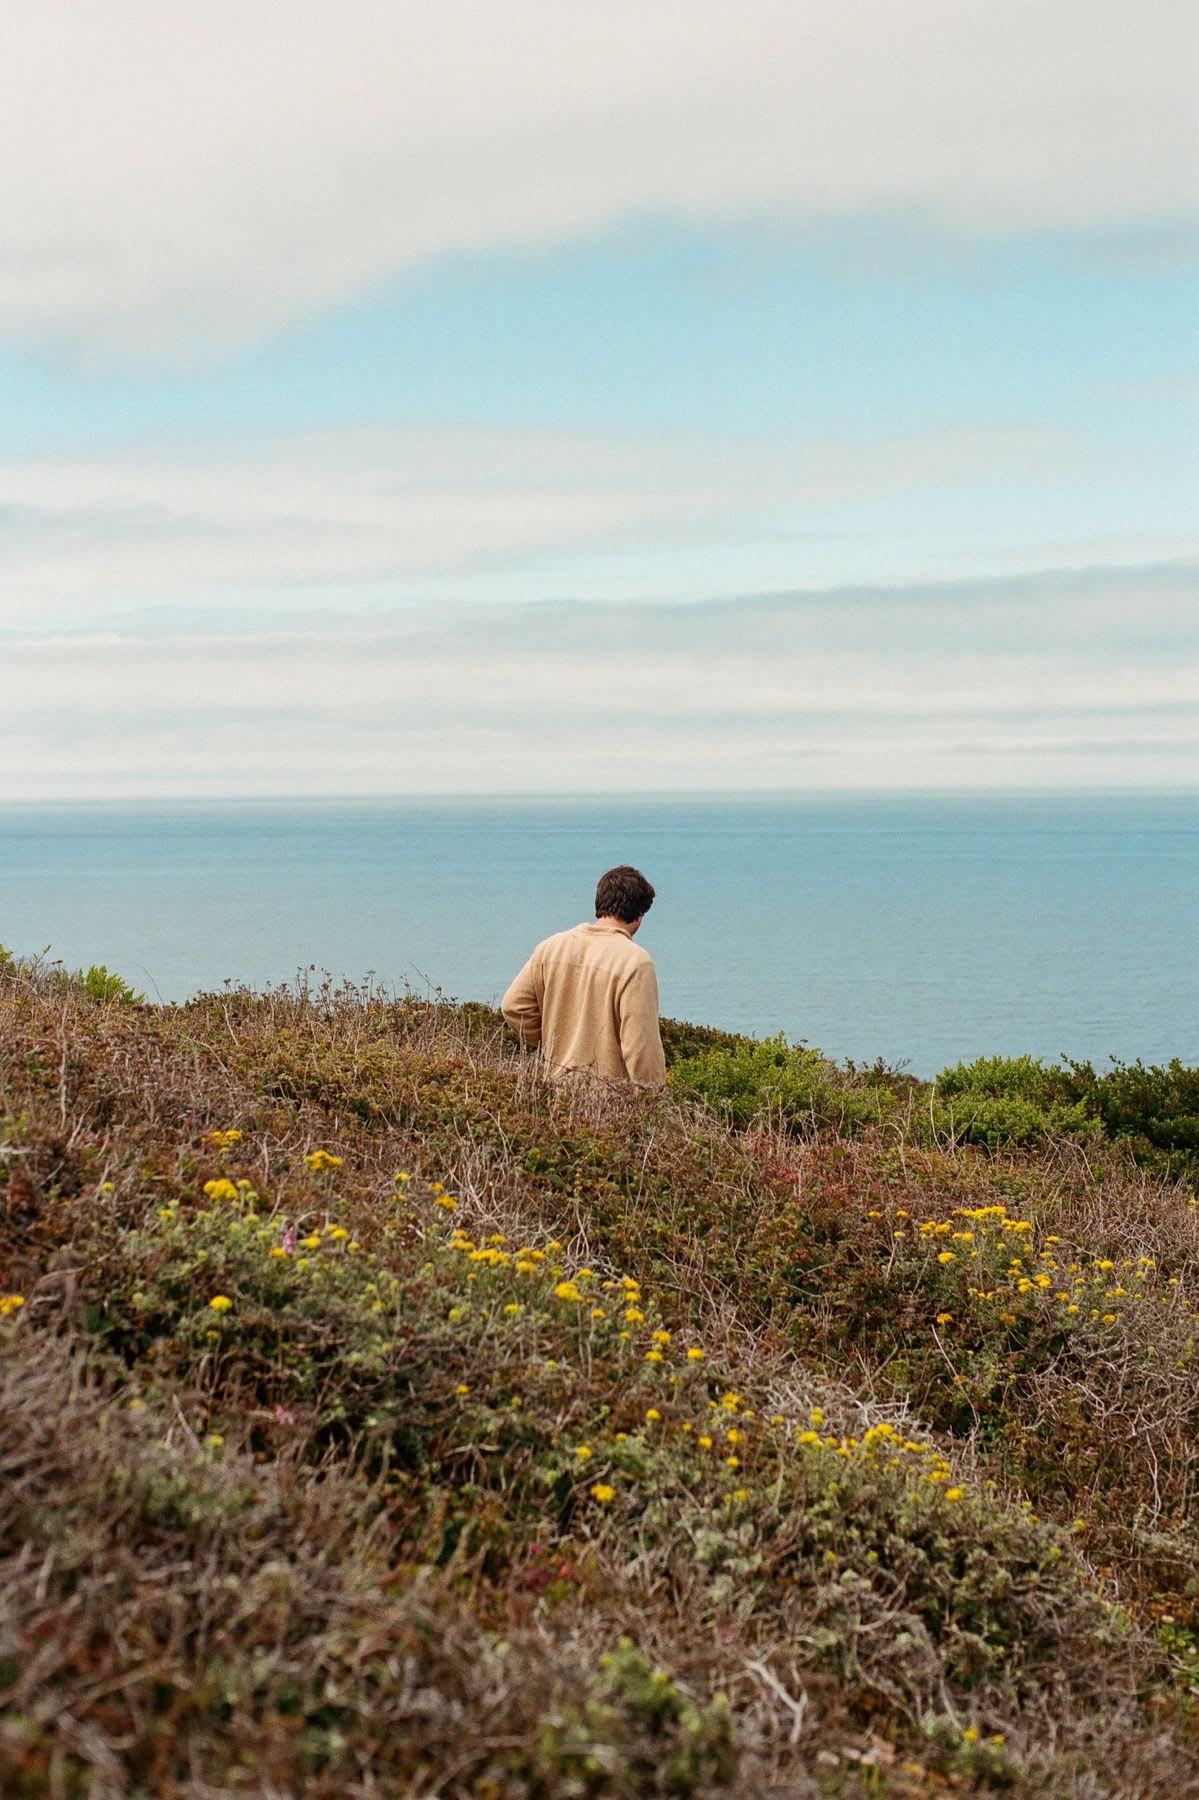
[[3, 1, 1197, 796]]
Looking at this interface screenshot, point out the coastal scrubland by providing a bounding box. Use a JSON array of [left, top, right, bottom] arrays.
[[2, 954, 1198, 1796]]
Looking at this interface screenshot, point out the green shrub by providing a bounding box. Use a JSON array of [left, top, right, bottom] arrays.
[[1065, 1057, 1199, 1184], [935, 1054, 1076, 1109], [929, 1092, 1097, 1149], [69, 963, 144, 1005], [932, 1053, 1199, 1179], [929, 1057, 1097, 1148], [669, 1034, 895, 1134]]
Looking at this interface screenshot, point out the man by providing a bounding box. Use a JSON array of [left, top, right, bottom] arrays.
[[501, 865, 667, 1088]]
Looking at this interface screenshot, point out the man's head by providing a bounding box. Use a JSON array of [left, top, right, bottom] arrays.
[[595, 865, 655, 930]]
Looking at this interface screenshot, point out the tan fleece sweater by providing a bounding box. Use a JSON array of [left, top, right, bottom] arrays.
[[501, 920, 667, 1087]]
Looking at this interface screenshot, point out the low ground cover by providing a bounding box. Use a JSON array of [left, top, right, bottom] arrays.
[[1, 959, 1197, 1794]]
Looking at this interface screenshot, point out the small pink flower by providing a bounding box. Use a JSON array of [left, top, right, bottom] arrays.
[[280, 1227, 296, 1254], [272, 1404, 297, 1424]]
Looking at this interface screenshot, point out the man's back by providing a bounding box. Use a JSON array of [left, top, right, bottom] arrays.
[[502, 915, 666, 1087]]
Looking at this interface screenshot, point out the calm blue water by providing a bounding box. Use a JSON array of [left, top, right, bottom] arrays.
[[1, 795, 1195, 1078]]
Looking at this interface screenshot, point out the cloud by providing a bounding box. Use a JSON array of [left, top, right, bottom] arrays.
[[0, 420, 1079, 620], [1, 0, 1195, 361], [4, 565, 1196, 796]]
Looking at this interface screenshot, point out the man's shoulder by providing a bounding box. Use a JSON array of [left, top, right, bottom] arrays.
[[536, 924, 654, 967], [529, 925, 588, 964]]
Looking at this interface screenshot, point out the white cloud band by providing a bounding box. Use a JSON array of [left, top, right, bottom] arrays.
[[1, 0, 1196, 360]]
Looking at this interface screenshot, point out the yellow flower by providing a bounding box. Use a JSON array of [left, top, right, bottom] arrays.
[[698, 1434, 714, 1450], [574, 1445, 593, 1460], [645, 1408, 661, 1422], [725, 1455, 741, 1469], [733, 1487, 749, 1502], [206, 1432, 225, 1449], [798, 1430, 821, 1446], [726, 1427, 743, 1444], [945, 1486, 965, 1502], [644, 1350, 663, 1363], [686, 1347, 704, 1361], [808, 1407, 824, 1427], [935, 1312, 954, 1325], [203, 1178, 239, 1202], [720, 1393, 741, 1412], [301, 1234, 321, 1250], [651, 1328, 671, 1345], [208, 1295, 233, 1313], [554, 1281, 582, 1302], [394, 1171, 411, 1183], [434, 1195, 456, 1211], [504, 1302, 522, 1315], [304, 1150, 343, 1172], [327, 1226, 348, 1241], [268, 1246, 287, 1259], [625, 1307, 646, 1324], [937, 1251, 956, 1264], [0, 1294, 25, 1317], [590, 1483, 616, 1503], [455, 1383, 470, 1395]]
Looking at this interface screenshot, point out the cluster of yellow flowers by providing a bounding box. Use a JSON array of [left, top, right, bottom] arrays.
[[886, 1201, 1191, 1333], [0, 1293, 25, 1318], [304, 1149, 343, 1172], [203, 1178, 240, 1203], [789, 1414, 967, 1496], [205, 1128, 242, 1152], [434, 1181, 978, 1516], [445, 1232, 709, 1365]]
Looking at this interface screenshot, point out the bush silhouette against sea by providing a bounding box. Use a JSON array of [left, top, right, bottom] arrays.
[[2, 948, 1197, 1795]]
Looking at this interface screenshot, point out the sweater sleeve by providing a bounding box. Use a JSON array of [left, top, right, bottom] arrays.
[[618, 960, 667, 1087], [501, 952, 543, 1047]]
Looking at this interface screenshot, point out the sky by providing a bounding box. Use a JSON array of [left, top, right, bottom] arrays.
[[2, 0, 1197, 797]]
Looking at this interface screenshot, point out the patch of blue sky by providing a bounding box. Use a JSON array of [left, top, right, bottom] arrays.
[[1, 219, 1196, 456]]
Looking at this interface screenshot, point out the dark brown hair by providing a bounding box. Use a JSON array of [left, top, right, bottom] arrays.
[[595, 865, 655, 923]]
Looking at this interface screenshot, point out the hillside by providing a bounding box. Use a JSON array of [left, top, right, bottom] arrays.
[[1, 958, 1198, 1796]]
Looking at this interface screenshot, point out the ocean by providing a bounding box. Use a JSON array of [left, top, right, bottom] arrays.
[[1, 794, 1195, 1078]]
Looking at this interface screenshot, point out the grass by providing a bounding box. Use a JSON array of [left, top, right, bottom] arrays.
[[1, 957, 1197, 1795]]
